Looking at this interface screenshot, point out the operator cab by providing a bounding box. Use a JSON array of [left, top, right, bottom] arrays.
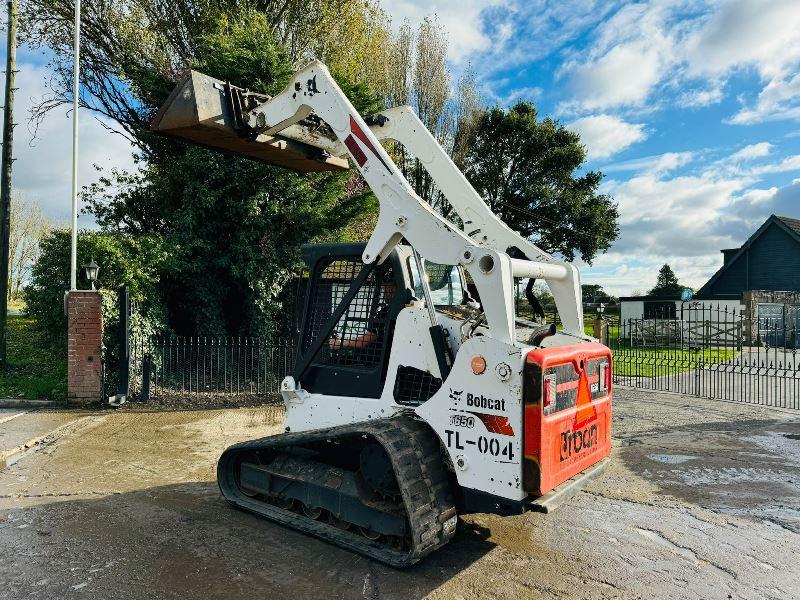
[[293, 243, 467, 400], [407, 259, 466, 308]]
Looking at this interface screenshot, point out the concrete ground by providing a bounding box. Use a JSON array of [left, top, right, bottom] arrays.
[[1, 390, 799, 600]]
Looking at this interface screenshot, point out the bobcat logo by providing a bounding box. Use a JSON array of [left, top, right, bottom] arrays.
[[307, 75, 320, 96], [449, 388, 463, 403]]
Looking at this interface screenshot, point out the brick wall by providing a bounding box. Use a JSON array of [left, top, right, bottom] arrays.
[[67, 291, 103, 403]]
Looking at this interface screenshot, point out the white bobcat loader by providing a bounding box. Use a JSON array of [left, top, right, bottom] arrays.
[[152, 60, 612, 567]]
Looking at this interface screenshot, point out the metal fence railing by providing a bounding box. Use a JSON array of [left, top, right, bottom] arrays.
[[129, 335, 294, 402], [125, 303, 800, 409], [610, 304, 800, 409]]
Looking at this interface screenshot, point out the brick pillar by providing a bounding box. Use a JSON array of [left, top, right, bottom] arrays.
[[67, 291, 103, 404]]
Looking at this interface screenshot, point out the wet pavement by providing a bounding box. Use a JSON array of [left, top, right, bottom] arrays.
[[0, 409, 27, 425], [1, 391, 799, 599], [0, 410, 92, 468]]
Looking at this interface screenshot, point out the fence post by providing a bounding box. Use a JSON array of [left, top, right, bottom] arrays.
[[117, 285, 130, 399], [142, 353, 151, 402]]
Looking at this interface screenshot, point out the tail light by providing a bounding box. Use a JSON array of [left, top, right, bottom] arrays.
[[598, 359, 611, 394], [543, 374, 556, 415]]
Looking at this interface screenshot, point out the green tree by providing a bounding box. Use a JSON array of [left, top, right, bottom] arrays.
[[648, 264, 684, 297], [81, 13, 377, 335], [462, 102, 619, 263], [23, 6, 386, 337], [582, 284, 613, 305], [21, 0, 392, 139], [384, 17, 483, 218], [23, 230, 168, 346]]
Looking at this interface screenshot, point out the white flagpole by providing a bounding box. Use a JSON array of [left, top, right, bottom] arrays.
[[69, 0, 80, 290]]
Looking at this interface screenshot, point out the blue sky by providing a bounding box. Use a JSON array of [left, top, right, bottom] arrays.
[[4, 0, 800, 296], [385, 0, 800, 295]]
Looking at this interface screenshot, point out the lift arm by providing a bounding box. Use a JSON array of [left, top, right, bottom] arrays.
[[363, 106, 585, 335], [241, 98, 584, 335], [159, 60, 586, 343], [244, 60, 521, 343]]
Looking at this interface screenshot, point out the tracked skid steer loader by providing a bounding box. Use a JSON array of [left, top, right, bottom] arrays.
[[152, 61, 612, 567]]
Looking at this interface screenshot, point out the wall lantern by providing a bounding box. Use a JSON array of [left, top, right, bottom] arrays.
[[83, 258, 100, 290]]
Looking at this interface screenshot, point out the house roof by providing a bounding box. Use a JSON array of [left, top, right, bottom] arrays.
[[778, 215, 800, 237], [696, 214, 800, 299]]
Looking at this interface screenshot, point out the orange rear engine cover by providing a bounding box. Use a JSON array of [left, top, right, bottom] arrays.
[[523, 342, 612, 496]]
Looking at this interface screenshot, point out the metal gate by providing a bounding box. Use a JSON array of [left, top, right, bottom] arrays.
[[794, 306, 800, 349], [612, 303, 800, 409], [101, 285, 131, 403], [758, 303, 785, 347], [128, 335, 294, 403], [121, 281, 301, 404]]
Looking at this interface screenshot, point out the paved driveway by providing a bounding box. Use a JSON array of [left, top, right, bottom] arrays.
[[1, 392, 799, 599]]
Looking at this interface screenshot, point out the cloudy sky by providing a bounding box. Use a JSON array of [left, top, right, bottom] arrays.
[[4, 0, 800, 295], [385, 0, 800, 295]]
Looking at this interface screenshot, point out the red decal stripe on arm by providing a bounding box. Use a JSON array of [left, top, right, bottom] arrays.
[[349, 115, 392, 172], [344, 134, 367, 167]]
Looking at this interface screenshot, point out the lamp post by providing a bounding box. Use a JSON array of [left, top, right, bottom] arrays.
[[70, 0, 81, 291], [594, 302, 608, 346], [83, 258, 99, 290]]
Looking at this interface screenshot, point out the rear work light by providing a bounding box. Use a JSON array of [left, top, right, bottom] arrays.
[[599, 362, 608, 393], [543, 374, 556, 415]]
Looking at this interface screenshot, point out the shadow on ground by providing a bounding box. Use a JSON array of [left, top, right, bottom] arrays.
[[0, 482, 495, 600]]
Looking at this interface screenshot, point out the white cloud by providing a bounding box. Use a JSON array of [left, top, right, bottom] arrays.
[[750, 154, 800, 175], [562, 39, 669, 111], [550, 0, 800, 120], [380, 0, 504, 62], [684, 0, 800, 124], [1, 63, 135, 224], [684, 0, 800, 79], [604, 171, 747, 230], [469, 0, 622, 78], [556, 1, 677, 112], [677, 83, 724, 108], [566, 114, 646, 160], [729, 73, 800, 125], [601, 151, 694, 175], [728, 142, 773, 162], [384, 1, 800, 124]]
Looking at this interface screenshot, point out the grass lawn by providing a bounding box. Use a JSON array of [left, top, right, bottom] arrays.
[[0, 315, 67, 400], [610, 343, 739, 378]]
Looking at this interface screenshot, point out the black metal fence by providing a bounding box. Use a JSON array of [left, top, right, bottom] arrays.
[[610, 304, 800, 409], [124, 300, 800, 409], [129, 335, 294, 402]]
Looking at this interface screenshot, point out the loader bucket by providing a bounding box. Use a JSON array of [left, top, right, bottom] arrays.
[[151, 70, 348, 173]]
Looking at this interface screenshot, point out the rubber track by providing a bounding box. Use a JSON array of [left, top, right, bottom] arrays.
[[217, 416, 457, 567]]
